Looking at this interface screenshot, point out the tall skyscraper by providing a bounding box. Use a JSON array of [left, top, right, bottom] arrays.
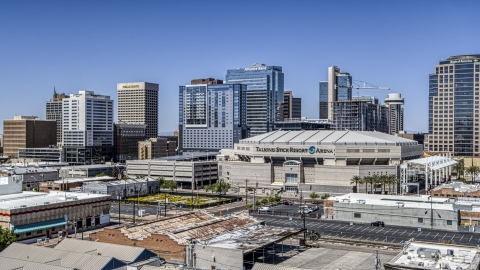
[[226, 63, 284, 136], [3, 116, 57, 158], [178, 80, 247, 152], [283, 91, 302, 120], [428, 55, 480, 156], [319, 66, 352, 120], [385, 93, 404, 135], [62, 91, 113, 164], [117, 82, 159, 138], [46, 89, 69, 146], [332, 100, 388, 133]]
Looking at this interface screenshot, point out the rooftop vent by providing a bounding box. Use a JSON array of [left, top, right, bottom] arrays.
[[20, 205, 27, 208], [356, 199, 366, 204], [44, 202, 50, 205]]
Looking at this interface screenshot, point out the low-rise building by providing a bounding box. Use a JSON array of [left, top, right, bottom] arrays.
[[39, 175, 115, 193], [384, 240, 480, 270], [431, 182, 480, 198], [138, 137, 177, 160], [127, 160, 217, 190], [18, 147, 62, 163], [0, 175, 111, 239], [59, 164, 124, 179], [326, 193, 460, 231], [83, 178, 159, 198], [0, 166, 59, 190]]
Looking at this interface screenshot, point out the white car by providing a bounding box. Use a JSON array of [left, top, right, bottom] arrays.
[[259, 207, 271, 213]]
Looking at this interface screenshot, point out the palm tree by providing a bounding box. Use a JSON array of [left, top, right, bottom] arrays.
[[350, 175, 361, 193], [466, 165, 480, 183], [363, 176, 371, 194], [372, 174, 381, 193], [310, 192, 320, 205]]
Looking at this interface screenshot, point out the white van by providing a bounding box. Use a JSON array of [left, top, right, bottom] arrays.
[[259, 207, 271, 213]]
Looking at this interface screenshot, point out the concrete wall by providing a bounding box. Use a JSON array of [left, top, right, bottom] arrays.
[[332, 202, 459, 231], [194, 244, 244, 270]]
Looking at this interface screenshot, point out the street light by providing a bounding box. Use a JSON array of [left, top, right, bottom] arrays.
[[425, 196, 441, 229]]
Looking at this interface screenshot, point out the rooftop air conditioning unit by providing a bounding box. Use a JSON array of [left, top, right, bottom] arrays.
[[44, 202, 50, 205], [20, 205, 27, 208]]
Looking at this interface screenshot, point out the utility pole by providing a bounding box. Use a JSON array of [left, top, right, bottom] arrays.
[[133, 186, 136, 224], [245, 178, 248, 213], [375, 249, 380, 270], [302, 189, 306, 243], [118, 194, 121, 225], [430, 196, 433, 230]]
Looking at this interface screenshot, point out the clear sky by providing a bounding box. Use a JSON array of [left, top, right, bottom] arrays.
[[1, 1, 479, 134]]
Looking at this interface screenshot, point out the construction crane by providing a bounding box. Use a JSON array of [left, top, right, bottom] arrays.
[[337, 80, 390, 97]]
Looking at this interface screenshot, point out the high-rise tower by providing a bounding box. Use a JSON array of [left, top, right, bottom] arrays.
[[428, 55, 480, 156], [46, 88, 69, 146], [117, 82, 159, 138], [226, 63, 284, 136], [319, 66, 352, 120], [385, 93, 404, 135]]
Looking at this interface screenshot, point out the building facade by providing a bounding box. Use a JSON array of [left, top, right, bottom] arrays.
[[117, 82, 159, 139], [127, 160, 218, 190], [114, 123, 146, 163], [62, 90, 113, 147], [178, 82, 247, 153], [332, 100, 389, 133], [46, 90, 69, 146], [18, 147, 62, 163], [283, 91, 301, 120], [428, 55, 480, 156], [138, 137, 177, 159], [319, 66, 352, 120], [62, 90, 113, 164], [274, 118, 332, 131], [385, 93, 404, 135], [3, 116, 57, 158], [226, 63, 284, 136], [218, 130, 422, 194]]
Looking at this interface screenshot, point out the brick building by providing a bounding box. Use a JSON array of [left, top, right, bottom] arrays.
[[431, 182, 480, 198]]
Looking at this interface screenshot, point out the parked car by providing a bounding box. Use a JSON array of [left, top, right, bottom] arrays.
[[259, 207, 271, 213], [370, 221, 385, 227], [283, 201, 293, 205]]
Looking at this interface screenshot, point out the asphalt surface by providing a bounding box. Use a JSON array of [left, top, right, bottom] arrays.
[[252, 214, 480, 247]]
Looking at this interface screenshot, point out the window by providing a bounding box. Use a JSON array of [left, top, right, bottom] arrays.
[[418, 218, 424, 223], [354, 213, 361, 218], [447, 220, 452, 225], [285, 173, 298, 184]]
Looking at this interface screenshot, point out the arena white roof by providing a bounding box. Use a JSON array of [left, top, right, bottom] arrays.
[[240, 130, 418, 146]]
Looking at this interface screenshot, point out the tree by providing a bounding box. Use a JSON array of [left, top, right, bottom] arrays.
[[96, 172, 107, 177], [254, 200, 262, 207], [112, 166, 119, 178], [246, 203, 253, 209], [310, 192, 320, 205], [247, 187, 254, 192], [363, 176, 370, 194], [210, 180, 230, 194], [321, 193, 330, 200], [268, 195, 276, 206], [161, 180, 177, 193], [350, 175, 361, 193], [453, 160, 465, 178], [467, 165, 480, 183], [0, 227, 16, 250], [203, 184, 213, 193], [260, 197, 269, 206], [136, 174, 145, 179]]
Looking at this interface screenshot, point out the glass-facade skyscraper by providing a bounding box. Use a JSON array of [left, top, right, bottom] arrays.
[[319, 66, 352, 120], [427, 55, 480, 156], [226, 63, 284, 136], [178, 82, 247, 152]]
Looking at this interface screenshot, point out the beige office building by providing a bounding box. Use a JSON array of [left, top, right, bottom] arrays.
[[3, 116, 57, 158], [117, 82, 159, 139]]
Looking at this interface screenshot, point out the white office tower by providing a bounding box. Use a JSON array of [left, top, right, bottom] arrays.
[[117, 82, 159, 138], [62, 90, 113, 146], [384, 93, 404, 135]]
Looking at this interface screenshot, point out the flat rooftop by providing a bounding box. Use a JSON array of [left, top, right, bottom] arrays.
[[0, 191, 110, 211], [386, 242, 480, 269], [49, 175, 116, 184], [331, 193, 455, 211], [200, 224, 301, 253], [433, 181, 480, 193]]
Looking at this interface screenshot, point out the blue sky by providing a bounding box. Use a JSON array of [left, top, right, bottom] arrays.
[[1, 1, 479, 133]]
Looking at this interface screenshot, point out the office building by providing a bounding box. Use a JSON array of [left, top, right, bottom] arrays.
[[114, 123, 146, 163], [319, 66, 352, 120], [191, 78, 223, 85], [0, 134, 3, 148], [385, 93, 404, 135], [46, 89, 69, 146], [18, 147, 62, 163], [62, 90, 114, 164], [226, 63, 284, 136], [274, 118, 332, 131], [332, 100, 389, 133], [117, 82, 159, 138], [138, 137, 177, 159], [218, 130, 422, 194], [283, 91, 301, 120], [178, 81, 247, 153], [396, 131, 426, 145], [3, 116, 57, 158], [428, 55, 480, 156]]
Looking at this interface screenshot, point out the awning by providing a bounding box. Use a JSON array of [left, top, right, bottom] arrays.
[[13, 218, 66, 234]]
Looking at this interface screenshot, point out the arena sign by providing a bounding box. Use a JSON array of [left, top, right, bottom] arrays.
[[255, 146, 333, 154]]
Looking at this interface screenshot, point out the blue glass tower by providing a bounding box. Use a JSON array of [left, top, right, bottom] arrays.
[[428, 55, 480, 156], [226, 63, 284, 136]]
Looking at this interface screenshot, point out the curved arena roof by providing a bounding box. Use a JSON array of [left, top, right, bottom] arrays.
[[239, 130, 418, 146]]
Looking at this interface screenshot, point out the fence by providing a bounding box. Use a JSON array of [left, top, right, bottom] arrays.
[[251, 210, 323, 219]]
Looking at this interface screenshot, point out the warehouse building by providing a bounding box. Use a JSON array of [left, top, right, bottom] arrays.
[[0, 175, 111, 239], [218, 130, 423, 194]]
